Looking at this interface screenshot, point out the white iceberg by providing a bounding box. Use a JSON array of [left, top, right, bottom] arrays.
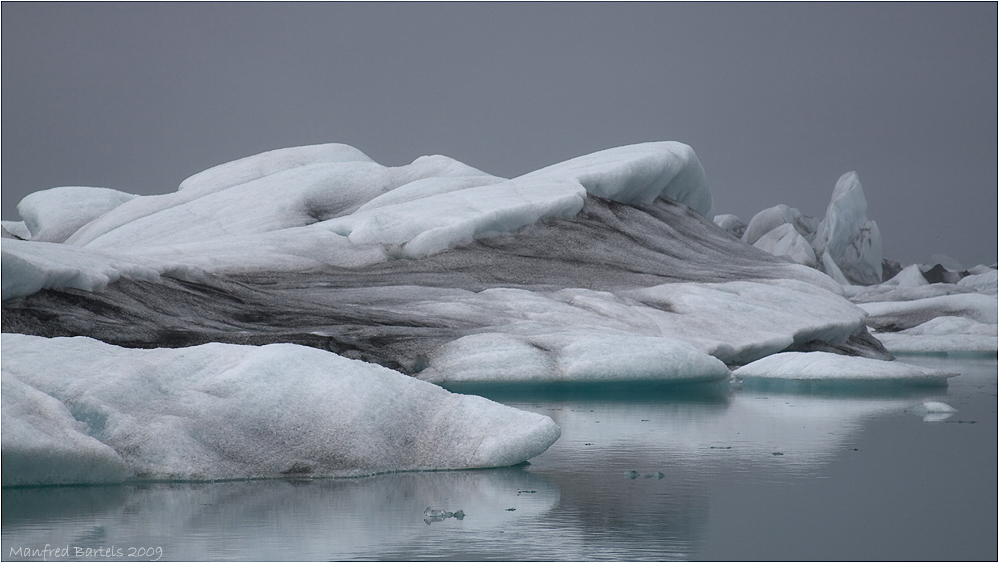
[[733, 352, 956, 387], [1, 334, 561, 487], [812, 172, 884, 285]]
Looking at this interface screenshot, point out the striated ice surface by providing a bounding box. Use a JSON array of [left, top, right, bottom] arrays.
[[733, 352, 956, 386], [812, 172, 883, 285], [1, 334, 561, 487]]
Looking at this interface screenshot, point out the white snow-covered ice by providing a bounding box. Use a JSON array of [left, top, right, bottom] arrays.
[[733, 352, 956, 387], [1, 334, 561, 487]]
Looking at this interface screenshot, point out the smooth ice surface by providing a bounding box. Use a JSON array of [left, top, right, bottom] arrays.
[[18, 186, 137, 243], [1, 334, 560, 486], [733, 352, 955, 386], [812, 172, 883, 285], [752, 223, 818, 268]]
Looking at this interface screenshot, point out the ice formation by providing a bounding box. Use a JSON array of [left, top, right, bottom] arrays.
[[811, 172, 883, 285], [1, 334, 561, 486], [752, 223, 818, 268], [3, 140, 989, 487], [725, 172, 886, 286], [733, 352, 956, 387], [3, 142, 717, 300]]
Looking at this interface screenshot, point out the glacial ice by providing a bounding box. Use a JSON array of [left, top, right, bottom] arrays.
[[872, 316, 997, 356], [741, 204, 818, 246], [18, 186, 137, 243], [712, 213, 746, 238], [733, 352, 956, 387], [752, 223, 818, 268], [858, 293, 998, 331], [1, 334, 561, 486], [811, 172, 883, 285], [3, 142, 716, 300]]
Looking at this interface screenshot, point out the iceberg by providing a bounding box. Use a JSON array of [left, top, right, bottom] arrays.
[[741, 204, 818, 246], [811, 172, 884, 285], [1, 334, 561, 487], [733, 352, 956, 387], [4, 142, 884, 382]]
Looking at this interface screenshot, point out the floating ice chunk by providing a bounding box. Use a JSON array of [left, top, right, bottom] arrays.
[[713, 214, 746, 238], [17, 186, 137, 243], [1, 334, 561, 486], [742, 204, 818, 246], [1, 221, 31, 240], [733, 352, 956, 387], [907, 401, 958, 422], [753, 223, 818, 268], [812, 172, 883, 285]]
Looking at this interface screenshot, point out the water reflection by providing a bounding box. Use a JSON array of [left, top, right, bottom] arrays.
[[5, 358, 994, 561]]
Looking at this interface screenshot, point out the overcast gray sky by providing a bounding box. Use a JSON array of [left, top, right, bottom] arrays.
[[3, 2, 996, 267]]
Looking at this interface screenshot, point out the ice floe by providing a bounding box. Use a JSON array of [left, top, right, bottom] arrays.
[[733, 352, 956, 387], [1, 334, 560, 486]]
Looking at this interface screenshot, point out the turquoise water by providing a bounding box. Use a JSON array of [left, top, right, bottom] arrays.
[[4, 357, 995, 561]]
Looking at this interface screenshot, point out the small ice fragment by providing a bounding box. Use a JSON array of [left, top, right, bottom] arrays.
[[624, 470, 640, 479], [922, 401, 957, 413]]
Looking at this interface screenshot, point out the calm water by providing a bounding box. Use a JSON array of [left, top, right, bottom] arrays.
[[4, 356, 996, 561]]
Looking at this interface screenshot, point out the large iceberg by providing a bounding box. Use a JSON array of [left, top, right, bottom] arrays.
[[2, 334, 561, 487], [4, 142, 882, 381], [725, 172, 886, 286], [4, 141, 980, 487]]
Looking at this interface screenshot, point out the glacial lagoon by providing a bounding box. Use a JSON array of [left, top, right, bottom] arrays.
[[4, 356, 995, 562]]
